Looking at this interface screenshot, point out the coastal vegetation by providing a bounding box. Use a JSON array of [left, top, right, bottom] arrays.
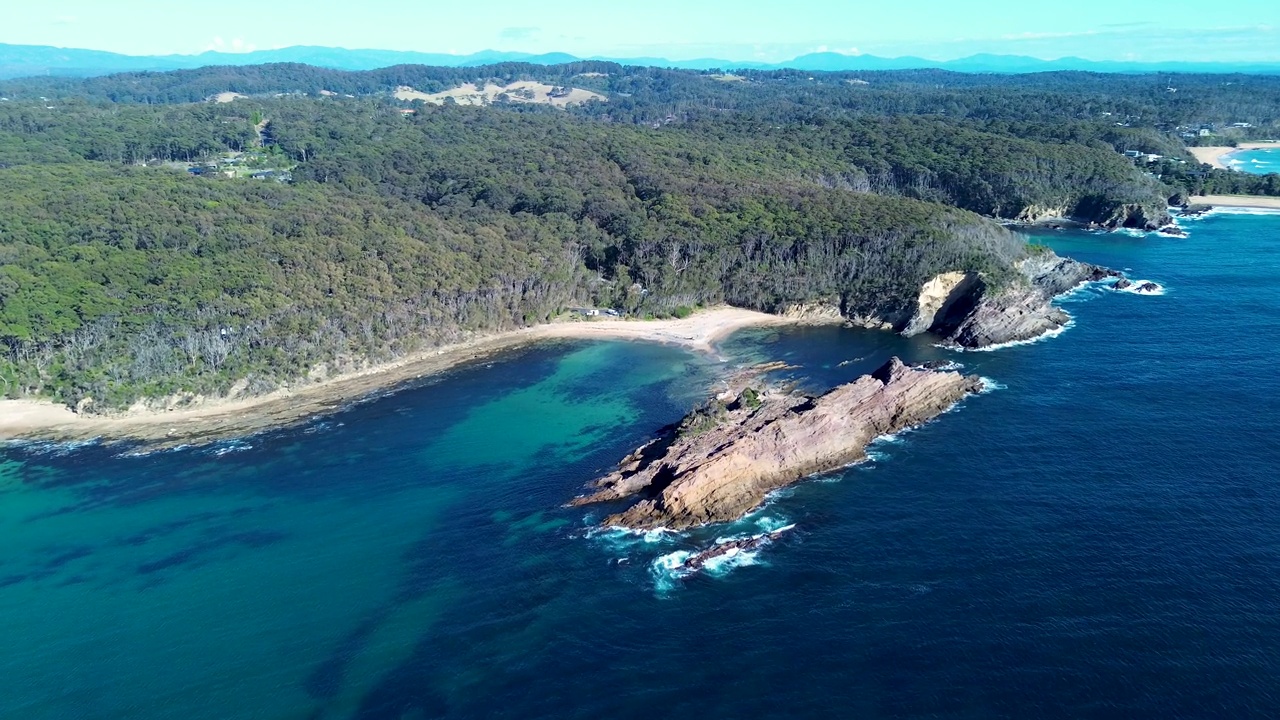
[[1, 61, 1277, 410]]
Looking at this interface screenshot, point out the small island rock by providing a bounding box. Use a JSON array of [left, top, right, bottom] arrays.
[[571, 358, 983, 530]]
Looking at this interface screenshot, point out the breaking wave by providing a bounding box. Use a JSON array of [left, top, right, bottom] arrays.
[[4, 438, 102, 457], [1115, 280, 1167, 296]]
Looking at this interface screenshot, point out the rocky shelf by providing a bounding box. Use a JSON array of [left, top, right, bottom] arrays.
[[571, 358, 983, 530]]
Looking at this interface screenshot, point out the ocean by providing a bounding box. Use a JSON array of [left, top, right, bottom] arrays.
[[1224, 147, 1280, 175], [2, 210, 1280, 719]]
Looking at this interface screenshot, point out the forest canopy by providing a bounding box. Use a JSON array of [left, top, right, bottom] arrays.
[[1, 61, 1277, 409]]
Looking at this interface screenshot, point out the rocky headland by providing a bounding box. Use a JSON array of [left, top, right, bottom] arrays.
[[922, 254, 1120, 348], [1017, 199, 1177, 233], [571, 358, 983, 530], [848, 252, 1120, 349]]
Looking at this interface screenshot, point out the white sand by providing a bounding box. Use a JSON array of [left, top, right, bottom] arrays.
[[1189, 147, 1233, 170], [1193, 194, 1280, 209], [0, 307, 834, 445], [1189, 142, 1278, 170]]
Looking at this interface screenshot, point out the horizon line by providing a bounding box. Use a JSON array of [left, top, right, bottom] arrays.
[[5, 40, 1280, 68]]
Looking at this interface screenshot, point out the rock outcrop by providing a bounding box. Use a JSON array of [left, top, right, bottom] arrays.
[[777, 301, 844, 323], [1072, 198, 1174, 231], [900, 271, 981, 337], [669, 525, 795, 577], [571, 358, 983, 530], [1014, 204, 1072, 224], [900, 253, 1119, 349]]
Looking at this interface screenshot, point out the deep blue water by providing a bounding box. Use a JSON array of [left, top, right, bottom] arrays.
[[3, 211, 1280, 719], [1224, 147, 1280, 175]]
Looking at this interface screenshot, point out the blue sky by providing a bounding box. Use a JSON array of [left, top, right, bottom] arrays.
[[5, 0, 1279, 62]]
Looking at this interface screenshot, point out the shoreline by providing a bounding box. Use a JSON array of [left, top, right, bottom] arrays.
[[1188, 142, 1278, 170], [0, 307, 836, 447], [1193, 194, 1280, 210]]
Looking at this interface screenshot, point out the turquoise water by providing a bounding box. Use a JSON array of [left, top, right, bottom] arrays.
[[1224, 147, 1280, 174], [3, 211, 1280, 718]]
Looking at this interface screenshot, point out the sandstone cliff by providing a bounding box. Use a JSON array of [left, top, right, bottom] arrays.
[[571, 358, 983, 530], [899, 253, 1119, 349]]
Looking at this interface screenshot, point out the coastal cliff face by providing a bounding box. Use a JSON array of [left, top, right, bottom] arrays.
[[1013, 199, 1174, 232], [572, 358, 983, 530], [897, 254, 1119, 349], [899, 271, 982, 337], [1072, 198, 1174, 231]]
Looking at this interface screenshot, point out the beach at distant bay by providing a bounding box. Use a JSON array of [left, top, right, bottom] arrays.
[[1188, 142, 1279, 170], [0, 307, 837, 447], [1193, 194, 1280, 210]]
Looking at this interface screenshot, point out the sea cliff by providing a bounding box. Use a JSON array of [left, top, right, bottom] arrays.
[[914, 254, 1120, 348], [847, 252, 1119, 349], [572, 358, 983, 530]]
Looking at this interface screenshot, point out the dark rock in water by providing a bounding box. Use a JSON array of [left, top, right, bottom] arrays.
[[676, 526, 795, 575], [1160, 225, 1187, 237], [1137, 282, 1161, 294], [916, 360, 954, 370], [571, 358, 982, 530], [1112, 278, 1133, 290]]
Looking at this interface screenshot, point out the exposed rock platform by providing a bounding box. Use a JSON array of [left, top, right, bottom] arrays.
[[571, 358, 983, 530]]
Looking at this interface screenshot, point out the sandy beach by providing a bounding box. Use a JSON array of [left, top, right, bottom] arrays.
[[0, 306, 835, 446], [1188, 142, 1278, 170], [1193, 194, 1280, 210]]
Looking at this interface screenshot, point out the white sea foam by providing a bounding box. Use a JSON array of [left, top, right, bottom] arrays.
[[699, 547, 763, 575], [650, 550, 695, 593], [6, 438, 102, 456], [1113, 227, 1151, 238], [585, 524, 682, 545], [651, 549, 693, 573], [979, 377, 1007, 393], [755, 519, 796, 534], [1115, 279, 1167, 296], [861, 449, 889, 465], [302, 420, 343, 434], [938, 315, 1075, 353], [649, 523, 796, 591], [208, 440, 253, 456]]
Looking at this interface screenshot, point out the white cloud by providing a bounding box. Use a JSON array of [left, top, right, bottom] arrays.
[[999, 30, 1099, 41], [813, 45, 862, 56], [206, 36, 257, 54]]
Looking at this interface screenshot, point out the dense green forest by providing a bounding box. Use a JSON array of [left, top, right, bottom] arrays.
[[1, 61, 1277, 410]]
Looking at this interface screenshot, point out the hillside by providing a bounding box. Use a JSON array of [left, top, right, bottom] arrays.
[[1, 61, 1278, 410]]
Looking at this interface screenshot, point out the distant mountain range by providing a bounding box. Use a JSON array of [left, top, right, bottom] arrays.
[[3, 42, 1280, 79]]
